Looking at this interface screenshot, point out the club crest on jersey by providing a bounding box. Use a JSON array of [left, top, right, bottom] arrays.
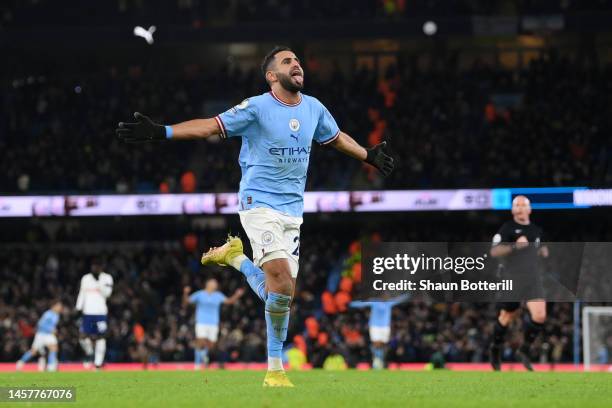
[[262, 231, 274, 245], [289, 118, 300, 132]]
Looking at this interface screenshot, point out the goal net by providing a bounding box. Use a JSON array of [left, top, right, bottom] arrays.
[[582, 306, 612, 371]]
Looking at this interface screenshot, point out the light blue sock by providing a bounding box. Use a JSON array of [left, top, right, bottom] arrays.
[[48, 351, 57, 366], [195, 348, 203, 365], [19, 351, 33, 363], [240, 259, 267, 301], [265, 292, 291, 359], [202, 348, 209, 363], [371, 346, 385, 361]]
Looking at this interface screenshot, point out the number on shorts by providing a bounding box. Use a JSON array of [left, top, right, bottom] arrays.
[[292, 236, 300, 257], [96, 321, 107, 333]]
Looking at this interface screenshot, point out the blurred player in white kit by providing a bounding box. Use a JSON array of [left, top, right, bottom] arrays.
[[76, 258, 113, 369]]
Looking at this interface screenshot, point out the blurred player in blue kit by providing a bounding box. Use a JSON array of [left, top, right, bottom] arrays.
[[117, 46, 395, 386], [350, 295, 409, 369], [182, 279, 245, 369], [16, 300, 63, 372]]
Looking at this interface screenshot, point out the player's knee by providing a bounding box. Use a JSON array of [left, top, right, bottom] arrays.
[[531, 309, 546, 324], [263, 258, 293, 293], [263, 258, 291, 279]]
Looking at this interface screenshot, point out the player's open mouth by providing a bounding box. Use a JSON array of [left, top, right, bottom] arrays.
[[291, 71, 303, 85]]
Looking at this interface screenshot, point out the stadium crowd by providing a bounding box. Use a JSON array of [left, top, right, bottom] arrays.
[[0, 225, 590, 367], [3, 0, 612, 29], [2, 50, 611, 194]]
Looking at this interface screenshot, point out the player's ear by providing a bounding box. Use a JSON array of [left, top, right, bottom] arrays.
[[265, 70, 276, 84]]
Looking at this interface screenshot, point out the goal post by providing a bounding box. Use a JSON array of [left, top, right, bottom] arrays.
[[582, 306, 612, 371]]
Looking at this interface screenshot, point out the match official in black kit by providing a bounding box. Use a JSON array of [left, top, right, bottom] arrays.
[[489, 195, 549, 371]]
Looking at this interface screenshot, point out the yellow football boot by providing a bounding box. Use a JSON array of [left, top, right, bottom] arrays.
[[262, 370, 295, 388], [200, 235, 244, 266]]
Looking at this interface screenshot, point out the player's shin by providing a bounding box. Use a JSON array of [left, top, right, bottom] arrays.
[[47, 351, 58, 371], [19, 350, 33, 363], [371, 346, 385, 369], [236, 258, 267, 301], [37, 355, 46, 371], [265, 292, 291, 371], [202, 348, 209, 366], [521, 315, 544, 352], [492, 319, 508, 346], [94, 338, 106, 367], [194, 347, 203, 368], [80, 338, 94, 357], [490, 319, 507, 371]]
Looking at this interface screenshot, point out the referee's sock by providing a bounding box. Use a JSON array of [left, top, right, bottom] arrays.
[[492, 319, 508, 346], [521, 316, 544, 352], [230, 256, 267, 302]]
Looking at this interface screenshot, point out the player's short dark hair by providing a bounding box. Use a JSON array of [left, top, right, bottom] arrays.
[[261, 45, 293, 78]]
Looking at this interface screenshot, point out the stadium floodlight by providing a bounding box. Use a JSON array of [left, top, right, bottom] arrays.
[[582, 306, 612, 371], [133, 25, 156, 44]]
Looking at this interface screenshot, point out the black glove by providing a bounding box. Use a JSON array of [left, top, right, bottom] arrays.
[[116, 112, 166, 143], [365, 141, 394, 176]]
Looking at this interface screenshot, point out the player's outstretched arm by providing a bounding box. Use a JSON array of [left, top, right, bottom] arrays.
[[116, 112, 221, 142], [348, 300, 371, 309], [224, 288, 246, 305], [182, 286, 192, 308], [391, 294, 411, 305], [328, 132, 395, 176]]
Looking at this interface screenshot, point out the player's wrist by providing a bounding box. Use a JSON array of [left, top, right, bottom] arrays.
[[364, 147, 376, 164], [149, 123, 167, 141], [164, 125, 173, 140]]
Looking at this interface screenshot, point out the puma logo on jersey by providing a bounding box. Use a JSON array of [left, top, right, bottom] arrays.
[[290, 134, 298, 142]]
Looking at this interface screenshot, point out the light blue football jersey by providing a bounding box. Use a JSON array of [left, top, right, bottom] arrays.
[[216, 91, 340, 217], [37, 309, 59, 334], [189, 290, 226, 325]]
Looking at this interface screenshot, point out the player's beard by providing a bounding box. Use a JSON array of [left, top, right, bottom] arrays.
[[277, 72, 303, 93]]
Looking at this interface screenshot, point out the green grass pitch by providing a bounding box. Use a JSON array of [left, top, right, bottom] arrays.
[[2, 370, 611, 407]]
